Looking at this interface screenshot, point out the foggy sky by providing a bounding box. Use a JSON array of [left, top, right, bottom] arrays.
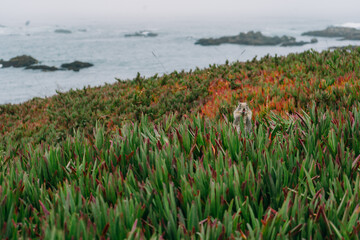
[[1, 0, 360, 24]]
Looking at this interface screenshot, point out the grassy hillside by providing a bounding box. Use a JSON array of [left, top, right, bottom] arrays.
[[1, 46, 360, 239]]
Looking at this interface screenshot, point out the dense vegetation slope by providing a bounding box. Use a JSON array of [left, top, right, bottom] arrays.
[[1, 46, 360, 239], [1, 47, 360, 149]]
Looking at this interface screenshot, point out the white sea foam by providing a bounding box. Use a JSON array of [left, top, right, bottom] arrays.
[[339, 22, 360, 29]]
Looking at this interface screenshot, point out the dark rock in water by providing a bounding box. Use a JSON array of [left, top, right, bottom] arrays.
[[0, 57, 92, 72], [61, 61, 93, 71], [25, 65, 59, 72], [0, 55, 38, 68], [302, 26, 360, 40], [55, 29, 72, 34], [0, 24, 5, 28], [0, 56, 93, 72], [78, 29, 87, 32], [195, 31, 311, 46], [280, 38, 318, 47], [328, 45, 360, 50], [25, 21, 30, 26], [280, 41, 308, 47], [310, 38, 319, 43], [125, 30, 158, 37]]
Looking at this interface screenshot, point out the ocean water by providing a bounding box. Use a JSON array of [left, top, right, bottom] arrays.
[[0, 18, 359, 104]]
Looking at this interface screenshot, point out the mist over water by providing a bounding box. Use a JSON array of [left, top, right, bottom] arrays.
[[0, 16, 360, 104]]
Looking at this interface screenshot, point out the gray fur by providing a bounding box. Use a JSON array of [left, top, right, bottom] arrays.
[[233, 102, 252, 134]]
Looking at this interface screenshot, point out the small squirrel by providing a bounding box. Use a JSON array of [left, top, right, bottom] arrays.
[[233, 102, 252, 134]]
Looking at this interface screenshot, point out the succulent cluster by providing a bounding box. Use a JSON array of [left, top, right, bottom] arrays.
[[1, 108, 360, 238]]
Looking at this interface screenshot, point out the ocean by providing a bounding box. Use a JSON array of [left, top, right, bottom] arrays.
[[1, 17, 360, 104]]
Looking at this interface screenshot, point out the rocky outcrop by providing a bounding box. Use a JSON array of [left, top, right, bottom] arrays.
[[25, 65, 59, 72], [0, 55, 93, 72], [55, 29, 72, 34], [61, 61, 93, 71], [281, 38, 318, 47], [302, 26, 360, 40], [195, 31, 316, 47], [0, 55, 38, 68], [125, 31, 158, 37]]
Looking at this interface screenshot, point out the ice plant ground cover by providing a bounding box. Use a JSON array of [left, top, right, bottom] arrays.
[[1, 47, 360, 148], [1, 47, 360, 238]]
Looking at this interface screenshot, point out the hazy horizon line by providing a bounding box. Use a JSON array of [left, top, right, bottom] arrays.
[[1, 13, 359, 27]]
